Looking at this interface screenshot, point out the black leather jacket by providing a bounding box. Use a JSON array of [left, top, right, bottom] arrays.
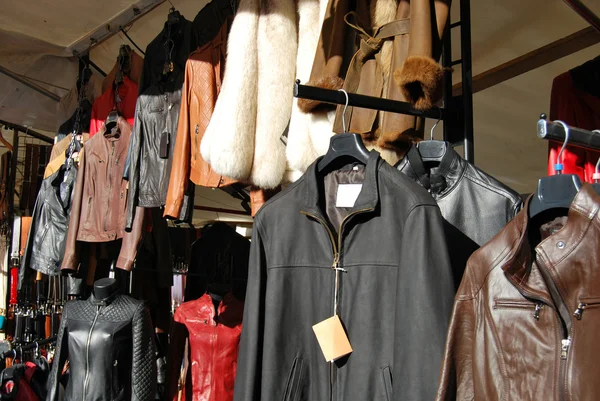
[[396, 144, 523, 284], [21, 164, 78, 287], [235, 152, 454, 401], [46, 294, 156, 401], [125, 79, 194, 230]]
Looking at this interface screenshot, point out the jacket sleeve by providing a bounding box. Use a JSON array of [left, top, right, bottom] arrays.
[[61, 149, 86, 271], [393, 204, 455, 401], [165, 310, 190, 401], [164, 60, 192, 220], [46, 303, 69, 401], [116, 206, 145, 271], [233, 219, 268, 401], [435, 295, 476, 401], [125, 103, 143, 231], [19, 190, 42, 289], [131, 303, 157, 401]]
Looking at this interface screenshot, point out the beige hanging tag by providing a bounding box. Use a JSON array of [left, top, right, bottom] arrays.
[[312, 315, 353, 362]]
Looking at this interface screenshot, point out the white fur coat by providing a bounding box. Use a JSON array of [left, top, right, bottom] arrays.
[[202, 0, 302, 189]]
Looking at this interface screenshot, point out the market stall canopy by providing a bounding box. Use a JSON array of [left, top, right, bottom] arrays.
[[0, 0, 599, 196]]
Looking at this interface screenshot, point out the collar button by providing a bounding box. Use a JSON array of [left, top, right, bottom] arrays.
[[557, 241, 565, 249]]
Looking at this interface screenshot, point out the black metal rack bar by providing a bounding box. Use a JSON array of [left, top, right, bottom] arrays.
[[293, 80, 445, 120], [2, 336, 57, 358], [537, 116, 600, 151]]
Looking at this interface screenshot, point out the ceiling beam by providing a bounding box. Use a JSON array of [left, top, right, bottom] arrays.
[[193, 206, 251, 216], [453, 26, 600, 96], [563, 0, 600, 33], [0, 120, 53, 144]]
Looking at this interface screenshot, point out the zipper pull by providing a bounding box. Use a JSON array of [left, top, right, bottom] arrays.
[[573, 303, 586, 320], [533, 303, 543, 321], [332, 254, 340, 270], [195, 124, 199, 135], [561, 337, 572, 359]]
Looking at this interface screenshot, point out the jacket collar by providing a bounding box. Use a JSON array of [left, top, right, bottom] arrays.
[[501, 184, 600, 304], [97, 117, 131, 160], [396, 144, 466, 198], [301, 151, 381, 216]]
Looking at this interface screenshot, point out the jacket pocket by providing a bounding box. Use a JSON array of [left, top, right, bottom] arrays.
[[282, 357, 304, 401], [573, 297, 600, 320], [381, 366, 393, 401], [494, 298, 544, 320]]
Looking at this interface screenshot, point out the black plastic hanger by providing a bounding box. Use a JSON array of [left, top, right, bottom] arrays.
[[167, 7, 181, 25], [416, 110, 448, 162], [105, 110, 120, 133], [529, 120, 582, 218], [317, 89, 370, 172]]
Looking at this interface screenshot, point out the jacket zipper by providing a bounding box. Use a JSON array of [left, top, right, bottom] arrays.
[[534, 257, 572, 401], [104, 143, 115, 234], [493, 299, 544, 321], [193, 124, 199, 160], [83, 305, 101, 401], [301, 207, 373, 401], [573, 298, 600, 320]]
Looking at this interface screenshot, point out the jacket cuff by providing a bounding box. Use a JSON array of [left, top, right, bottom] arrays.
[[297, 76, 344, 113], [394, 55, 445, 111], [61, 254, 79, 272], [116, 256, 134, 272], [163, 200, 182, 220]]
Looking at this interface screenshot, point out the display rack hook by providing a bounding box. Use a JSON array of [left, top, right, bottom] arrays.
[[430, 108, 442, 140], [553, 120, 570, 175], [338, 89, 349, 133]]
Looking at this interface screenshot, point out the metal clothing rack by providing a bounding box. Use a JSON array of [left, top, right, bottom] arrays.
[[2, 335, 57, 359], [537, 115, 600, 151], [293, 0, 475, 162]]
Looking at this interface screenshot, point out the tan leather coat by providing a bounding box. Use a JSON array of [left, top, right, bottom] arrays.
[[437, 184, 600, 401], [164, 19, 237, 220], [62, 118, 143, 272]]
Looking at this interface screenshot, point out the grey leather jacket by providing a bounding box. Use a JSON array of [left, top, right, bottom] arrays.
[[396, 144, 523, 285], [125, 78, 194, 230]]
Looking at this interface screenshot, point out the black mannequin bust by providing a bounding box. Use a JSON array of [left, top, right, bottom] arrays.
[[93, 278, 120, 301]]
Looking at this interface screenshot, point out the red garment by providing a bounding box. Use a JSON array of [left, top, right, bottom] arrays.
[[548, 71, 600, 182], [89, 75, 138, 137], [167, 293, 244, 401]]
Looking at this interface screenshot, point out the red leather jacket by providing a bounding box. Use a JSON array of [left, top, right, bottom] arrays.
[[166, 293, 244, 401], [89, 76, 138, 137]]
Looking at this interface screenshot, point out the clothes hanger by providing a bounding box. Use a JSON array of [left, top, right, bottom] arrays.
[[591, 130, 600, 194], [167, 1, 181, 26], [104, 110, 120, 133], [416, 109, 448, 162], [317, 89, 370, 173], [529, 120, 582, 218]]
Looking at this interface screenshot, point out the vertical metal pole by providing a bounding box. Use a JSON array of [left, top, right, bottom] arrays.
[[441, 23, 453, 142], [8, 129, 18, 221], [460, 0, 474, 163]]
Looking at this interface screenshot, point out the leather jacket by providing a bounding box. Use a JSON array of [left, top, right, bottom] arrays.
[[21, 164, 78, 285], [46, 293, 156, 401], [164, 18, 237, 220], [167, 293, 244, 401], [437, 184, 600, 401], [235, 152, 454, 401], [125, 78, 194, 230], [62, 118, 144, 272], [397, 144, 522, 285]]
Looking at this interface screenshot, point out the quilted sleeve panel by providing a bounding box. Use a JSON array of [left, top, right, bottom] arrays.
[[46, 303, 69, 401], [131, 303, 157, 401]]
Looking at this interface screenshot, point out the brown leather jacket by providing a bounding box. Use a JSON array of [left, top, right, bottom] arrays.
[[164, 19, 236, 220], [62, 118, 144, 272], [437, 184, 600, 401]]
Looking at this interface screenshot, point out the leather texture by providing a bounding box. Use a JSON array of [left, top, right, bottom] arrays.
[[21, 164, 78, 284], [166, 293, 244, 401], [235, 152, 454, 401], [164, 18, 237, 220], [46, 293, 157, 401], [437, 185, 600, 401], [397, 144, 523, 284], [61, 118, 144, 272], [125, 79, 194, 230]]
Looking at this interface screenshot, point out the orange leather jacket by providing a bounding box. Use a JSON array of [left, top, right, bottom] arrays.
[[164, 19, 237, 220], [437, 185, 600, 401]]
